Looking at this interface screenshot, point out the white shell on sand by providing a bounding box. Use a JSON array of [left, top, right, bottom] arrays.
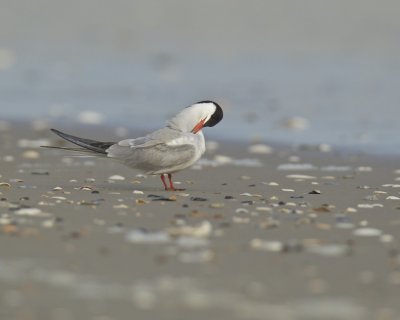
[[14, 208, 50, 217], [251, 239, 284, 252], [248, 144, 273, 154], [168, 221, 212, 238], [108, 175, 125, 181], [357, 203, 384, 209], [125, 230, 170, 244], [353, 228, 382, 237]]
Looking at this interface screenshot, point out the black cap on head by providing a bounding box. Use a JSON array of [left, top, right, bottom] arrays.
[[196, 100, 223, 127]]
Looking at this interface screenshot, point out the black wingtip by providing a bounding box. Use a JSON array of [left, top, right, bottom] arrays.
[[49, 128, 114, 154], [50, 128, 63, 138], [50, 128, 62, 135]]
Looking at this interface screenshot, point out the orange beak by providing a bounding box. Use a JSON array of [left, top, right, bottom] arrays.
[[191, 118, 207, 134]]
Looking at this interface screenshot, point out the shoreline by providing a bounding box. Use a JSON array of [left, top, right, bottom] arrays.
[[2, 117, 400, 159]]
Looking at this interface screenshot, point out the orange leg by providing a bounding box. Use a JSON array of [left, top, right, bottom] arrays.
[[160, 174, 168, 190], [167, 173, 175, 191]]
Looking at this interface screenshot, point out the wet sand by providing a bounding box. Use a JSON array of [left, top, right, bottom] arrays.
[[1, 122, 400, 320]]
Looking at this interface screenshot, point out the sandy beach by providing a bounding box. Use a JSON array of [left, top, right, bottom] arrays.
[[2, 1, 400, 319], [0, 122, 399, 320]]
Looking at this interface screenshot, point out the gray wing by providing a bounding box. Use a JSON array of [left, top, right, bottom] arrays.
[[106, 128, 197, 174], [111, 128, 180, 149]]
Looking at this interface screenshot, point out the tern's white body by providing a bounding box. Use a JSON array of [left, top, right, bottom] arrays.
[[48, 101, 223, 190], [106, 127, 205, 174]]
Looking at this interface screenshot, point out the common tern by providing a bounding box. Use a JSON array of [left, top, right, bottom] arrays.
[[45, 101, 223, 191]]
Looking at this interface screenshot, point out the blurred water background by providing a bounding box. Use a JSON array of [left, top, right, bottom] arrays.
[[1, 0, 400, 153]]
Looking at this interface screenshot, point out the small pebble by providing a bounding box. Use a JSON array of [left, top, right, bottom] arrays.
[[360, 220, 369, 227], [78, 199, 103, 206], [209, 203, 224, 209], [357, 185, 371, 189], [148, 194, 177, 202], [259, 218, 280, 229], [78, 186, 95, 191], [190, 197, 208, 202], [31, 170, 49, 175], [286, 174, 316, 180], [22, 150, 40, 159], [255, 207, 272, 212], [233, 216, 250, 223], [240, 175, 251, 180], [235, 208, 249, 214], [42, 219, 55, 228], [113, 204, 129, 209], [135, 199, 149, 205], [240, 192, 261, 197], [291, 195, 304, 199], [380, 234, 393, 243], [364, 195, 379, 201]]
